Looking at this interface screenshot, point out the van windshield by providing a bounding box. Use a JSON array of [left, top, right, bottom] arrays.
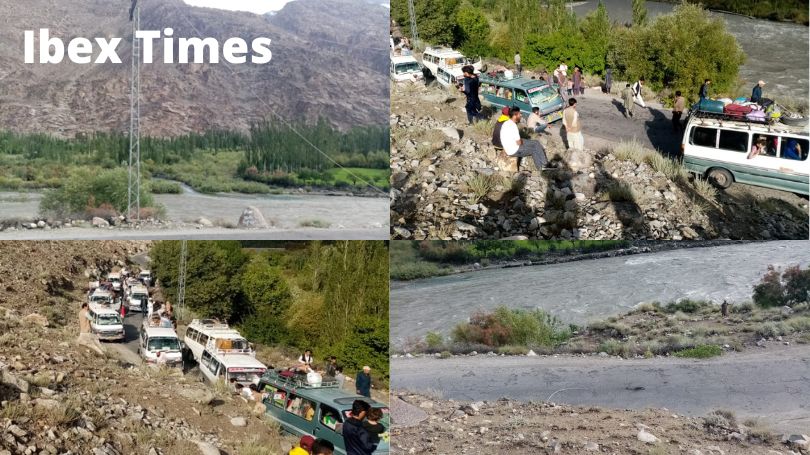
[[395, 62, 420, 74], [528, 85, 559, 105], [148, 337, 180, 352], [132, 293, 148, 301], [92, 295, 112, 303], [97, 314, 122, 326]]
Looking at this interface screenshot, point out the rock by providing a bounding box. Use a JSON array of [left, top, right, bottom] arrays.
[[22, 313, 49, 327], [565, 149, 593, 172], [92, 217, 110, 228], [230, 417, 247, 427], [195, 442, 221, 455], [784, 434, 809, 450], [237, 206, 269, 229], [33, 398, 60, 410], [393, 227, 412, 238], [526, 350, 538, 357], [418, 401, 434, 410], [178, 388, 215, 405], [782, 305, 794, 316], [2, 369, 30, 393], [440, 127, 460, 142], [583, 442, 600, 451], [196, 217, 214, 227], [637, 429, 658, 444], [37, 220, 46, 228], [478, 426, 488, 435], [449, 409, 467, 420]]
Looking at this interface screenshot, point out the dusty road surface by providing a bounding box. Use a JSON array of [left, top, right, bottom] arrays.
[[392, 344, 810, 434]]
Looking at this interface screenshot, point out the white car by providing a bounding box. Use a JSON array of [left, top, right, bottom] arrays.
[[421, 46, 482, 79], [139, 270, 153, 287], [390, 55, 423, 83]]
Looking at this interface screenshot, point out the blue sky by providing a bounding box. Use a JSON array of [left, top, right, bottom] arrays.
[[183, 0, 296, 14]]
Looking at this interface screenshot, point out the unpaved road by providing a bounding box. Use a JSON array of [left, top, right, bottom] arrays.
[[392, 345, 810, 434]]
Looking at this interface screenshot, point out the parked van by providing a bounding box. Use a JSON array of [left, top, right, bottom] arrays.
[[682, 115, 809, 195], [183, 319, 255, 363], [139, 270, 153, 287], [108, 272, 122, 292], [390, 55, 423, 82], [421, 46, 482, 79], [479, 74, 565, 123], [139, 325, 183, 368], [87, 304, 124, 341], [128, 284, 151, 313], [89, 287, 116, 307], [258, 370, 390, 455], [199, 348, 267, 386]]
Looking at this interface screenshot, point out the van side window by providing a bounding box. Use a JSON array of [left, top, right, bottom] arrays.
[[271, 389, 287, 408], [201, 350, 212, 370], [319, 404, 343, 432], [514, 90, 527, 103], [690, 127, 717, 148], [718, 130, 749, 153], [286, 395, 316, 421], [199, 334, 209, 346], [780, 138, 808, 161]]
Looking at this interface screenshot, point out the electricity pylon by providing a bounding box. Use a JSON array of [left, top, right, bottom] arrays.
[[127, 0, 141, 222]]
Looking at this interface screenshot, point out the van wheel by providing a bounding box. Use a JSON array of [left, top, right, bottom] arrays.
[[707, 168, 733, 189], [780, 112, 807, 126]]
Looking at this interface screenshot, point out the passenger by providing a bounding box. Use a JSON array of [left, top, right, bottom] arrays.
[[303, 401, 315, 421], [672, 90, 686, 132], [699, 78, 711, 101], [459, 65, 482, 124], [298, 349, 314, 369], [343, 400, 375, 455], [288, 435, 315, 455], [492, 106, 511, 149], [312, 439, 335, 455], [325, 356, 338, 378], [322, 411, 339, 429], [501, 106, 550, 171], [632, 78, 646, 108], [526, 107, 548, 135], [621, 83, 634, 119], [164, 300, 173, 315], [751, 80, 765, 103], [748, 136, 767, 159], [335, 366, 346, 389], [362, 407, 386, 450], [563, 98, 584, 150], [783, 139, 802, 160], [505, 88, 512, 100]]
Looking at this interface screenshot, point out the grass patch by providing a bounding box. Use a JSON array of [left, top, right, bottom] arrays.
[[673, 344, 723, 359], [328, 167, 390, 190], [692, 176, 717, 203], [148, 180, 183, 194], [612, 139, 686, 181], [599, 181, 636, 202], [466, 174, 502, 203], [298, 219, 331, 229], [452, 306, 571, 349]]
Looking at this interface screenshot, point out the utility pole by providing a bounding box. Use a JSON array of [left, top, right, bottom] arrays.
[[408, 0, 419, 50], [127, 0, 142, 222], [177, 240, 187, 322]]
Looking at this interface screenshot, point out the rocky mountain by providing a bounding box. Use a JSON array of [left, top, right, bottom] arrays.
[[0, 0, 389, 137]]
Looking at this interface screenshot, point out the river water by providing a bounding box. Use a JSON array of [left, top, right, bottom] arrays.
[[391, 241, 810, 347], [571, 0, 809, 101]]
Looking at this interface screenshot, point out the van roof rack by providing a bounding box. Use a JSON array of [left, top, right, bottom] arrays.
[[190, 318, 230, 329], [691, 110, 807, 134], [261, 370, 339, 389]]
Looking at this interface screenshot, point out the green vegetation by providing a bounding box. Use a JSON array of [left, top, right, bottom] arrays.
[[393, 1, 746, 102], [390, 241, 454, 281], [753, 264, 810, 308], [661, 0, 809, 25], [149, 180, 183, 194], [39, 168, 157, 219], [451, 306, 572, 348], [151, 241, 389, 383], [674, 344, 723, 358]]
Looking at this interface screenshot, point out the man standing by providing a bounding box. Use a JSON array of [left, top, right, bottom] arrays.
[[562, 98, 584, 150], [572, 66, 583, 95], [514, 52, 521, 76], [621, 83, 634, 118], [541, 70, 553, 89], [459, 65, 481, 124], [78, 302, 104, 356], [356, 366, 372, 397], [500, 106, 549, 171], [604, 66, 613, 94], [672, 90, 686, 132], [632, 78, 646, 108], [699, 79, 711, 101], [344, 400, 375, 455], [312, 439, 335, 455]]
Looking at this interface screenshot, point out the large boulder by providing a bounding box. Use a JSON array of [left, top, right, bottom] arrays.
[[92, 217, 110, 228], [178, 387, 215, 405], [564, 149, 594, 172], [237, 206, 269, 229], [196, 442, 221, 455], [22, 313, 49, 327]]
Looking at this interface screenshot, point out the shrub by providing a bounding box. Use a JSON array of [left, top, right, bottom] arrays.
[[674, 344, 722, 359], [451, 306, 570, 348], [754, 265, 786, 308], [598, 339, 628, 357], [466, 174, 502, 203], [664, 299, 709, 314], [756, 322, 792, 338], [148, 180, 183, 194], [40, 168, 154, 219], [425, 331, 444, 349]]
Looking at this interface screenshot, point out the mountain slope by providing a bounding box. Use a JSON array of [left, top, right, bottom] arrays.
[[0, 0, 389, 137]]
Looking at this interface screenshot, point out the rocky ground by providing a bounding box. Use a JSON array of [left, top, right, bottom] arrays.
[[389, 82, 809, 240], [390, 393, 809, 455], [0, 241, 293, 454]]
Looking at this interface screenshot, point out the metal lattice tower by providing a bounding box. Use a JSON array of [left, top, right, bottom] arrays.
[[177, 240, 187, 321], [408, 0, 419, 49], [127, 0, 142, 222]]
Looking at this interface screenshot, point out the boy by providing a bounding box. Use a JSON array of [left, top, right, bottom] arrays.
[[363, 408, 386, 450]]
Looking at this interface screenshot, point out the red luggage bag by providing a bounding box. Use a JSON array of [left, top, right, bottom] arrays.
[[723, 103, 752, 119]]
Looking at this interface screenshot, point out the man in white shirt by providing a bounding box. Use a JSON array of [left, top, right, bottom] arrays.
[[526, 107, 548, 134], [514, 52, 521, 76], [500, 106, 548, 171]]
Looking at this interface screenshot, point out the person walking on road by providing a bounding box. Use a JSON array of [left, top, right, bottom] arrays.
[[632, 78, 646, 108], [562, 98, 584, 150], [343, 400, 375, 455], [459, 65, 481, 124], [356, 366, 372, 397], [672, 90, 686, 132], [621, 83, 635, 118], [500, 106, 549, 171], [699, 79, 711, 101], [514, 52, 522, 76]]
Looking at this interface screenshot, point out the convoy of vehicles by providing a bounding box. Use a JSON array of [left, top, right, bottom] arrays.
[[479, 74, 566, 124], [258, 370, 390, 455], [682, 114, 809, 195]]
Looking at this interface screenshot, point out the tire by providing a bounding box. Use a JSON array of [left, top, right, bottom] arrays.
[[480, 63, 488, 74], [780, 113, 807, 126], [707, 168, 733, 189]]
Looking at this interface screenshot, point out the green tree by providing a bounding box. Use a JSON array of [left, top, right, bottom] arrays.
[[632, 0, 648, 26], [39, 168, 154, 218], [455, 7, 491, 56], [781, 265, 810, 305], [753, 265, 785, 308], [238, 256, 293, 344], [391, 0, 460, 46]]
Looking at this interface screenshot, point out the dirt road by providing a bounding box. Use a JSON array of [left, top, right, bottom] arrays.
[[392, 344, 810, 434]]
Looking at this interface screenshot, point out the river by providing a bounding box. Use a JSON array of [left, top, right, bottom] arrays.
[[391, 241, 810, 348], [572, 0, 809, 101]]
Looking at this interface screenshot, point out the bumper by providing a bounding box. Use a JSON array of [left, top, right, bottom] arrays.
[[98, 332, 125, 341], [544, 110, 563, 124]]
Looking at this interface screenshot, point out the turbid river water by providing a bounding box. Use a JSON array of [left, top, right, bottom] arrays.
[[391, 241, 810, 348], [572, 0, 809, 100]]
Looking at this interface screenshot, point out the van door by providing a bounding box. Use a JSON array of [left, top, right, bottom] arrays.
[[313, 404, 346, 454], [283, 394, 317, 437]]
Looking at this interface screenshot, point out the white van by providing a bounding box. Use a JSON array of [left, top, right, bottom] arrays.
[[682, 115, 809, 195], [88, 304, 124, 341], [390, 55, 423, 83], [421, 46, 482, 79], [108, 272, 122, 292], [128, 284, 151, 313], [139, 326, 183, 368], [139, 270, 153, 287], [89, 287, 116, 308], [199, 348, 267, 386], [183, 319, 255, 363]]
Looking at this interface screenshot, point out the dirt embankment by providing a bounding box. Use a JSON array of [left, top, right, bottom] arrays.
[[391, 392, 809, 455], [0, 241, 295, 454], [389, 82, 809, 241]]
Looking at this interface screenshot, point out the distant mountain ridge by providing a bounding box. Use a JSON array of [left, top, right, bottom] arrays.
[[0, 0, 389, 137]]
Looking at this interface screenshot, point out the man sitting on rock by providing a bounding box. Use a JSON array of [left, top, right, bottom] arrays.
[[500, 106, 549, 172]]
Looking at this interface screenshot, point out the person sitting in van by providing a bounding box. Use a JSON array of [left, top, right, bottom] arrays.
[[783, 139, 802, 160], [302, 401, 316, 421], [288, 435, 315, 455], [322, 411, 339, 430], [492, 107, 511, 149], [748, 136, 768, 159], [362, 407, 386, 450]]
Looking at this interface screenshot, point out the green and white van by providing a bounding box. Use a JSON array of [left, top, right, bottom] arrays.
[[682, 116, 809, 195], [479, 74, 565, 124]]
